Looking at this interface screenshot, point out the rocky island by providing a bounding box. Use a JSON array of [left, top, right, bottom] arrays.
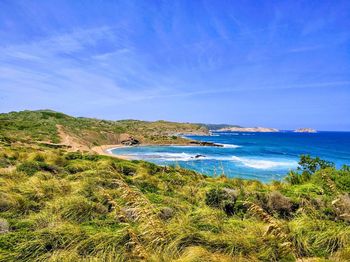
[[218, 126, 279, 132], [294, 128, 317, 133]]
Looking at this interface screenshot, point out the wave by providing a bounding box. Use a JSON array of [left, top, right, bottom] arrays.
[[120, 151, 298, 170], [133, 152, 195, 161], [217, 143, 241, 148], [129, 152, 234, 162], [216, 132, 239, 135], [231, 156, 297, 169]]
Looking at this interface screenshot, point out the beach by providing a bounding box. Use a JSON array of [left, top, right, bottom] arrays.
[[91, 145, 130, 160]]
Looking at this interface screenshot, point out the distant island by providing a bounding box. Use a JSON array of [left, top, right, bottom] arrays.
[[217, 126, 279, 132], [294, 128, 317, 133]]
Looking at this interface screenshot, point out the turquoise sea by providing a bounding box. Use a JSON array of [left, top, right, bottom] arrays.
[[111, 131, 350, 182]]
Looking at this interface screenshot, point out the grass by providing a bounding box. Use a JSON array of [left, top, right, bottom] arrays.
[[0, 110, 208, 147], [0, 110, 349, 261]]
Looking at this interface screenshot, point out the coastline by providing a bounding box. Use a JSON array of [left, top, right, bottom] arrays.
[[91, 141, 220, 160], [91, 145, 131, 160]]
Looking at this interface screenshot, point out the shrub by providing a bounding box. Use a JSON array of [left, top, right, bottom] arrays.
[[64, 160, 91, 174], [137, 181, 159, 193], [64, 152, 84, 160], [286, 155, 335, 185], [267, 191, 293, 218], [205, 188, 238, 216], [17, 161, 58, 176], [298, 155, 335, 174], [112, 162, 137, 176], [32, 154, 45, 162], [17, 161, 42, 176], [141, 161, 162, 175]]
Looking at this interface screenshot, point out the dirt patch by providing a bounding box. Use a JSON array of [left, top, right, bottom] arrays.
[[56, 125, 91, 152]]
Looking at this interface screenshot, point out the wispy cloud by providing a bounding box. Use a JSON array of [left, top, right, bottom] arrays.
[[0, 26, 172, 109], [1, 1, 350, 129], [123, 80, 350, 102]]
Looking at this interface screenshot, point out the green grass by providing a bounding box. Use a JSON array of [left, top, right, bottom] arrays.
[[0, 110, 208, 147], [0, 110, 349, 261]]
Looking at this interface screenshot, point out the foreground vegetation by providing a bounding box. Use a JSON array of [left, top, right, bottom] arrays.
[[0, 111, 350, 261]]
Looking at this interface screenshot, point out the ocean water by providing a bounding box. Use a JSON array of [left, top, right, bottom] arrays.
[[110, 132, 350, 182]]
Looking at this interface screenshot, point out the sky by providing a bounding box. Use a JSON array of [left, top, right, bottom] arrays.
[[0, 0, 349, 130]]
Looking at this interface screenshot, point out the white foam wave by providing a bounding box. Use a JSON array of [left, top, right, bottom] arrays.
[[217, 143, 241, 148], [130, 152, 234, 162], [231, 156, 297, 169], [119, 151, 298, 170], [139, 152, 195, 161]]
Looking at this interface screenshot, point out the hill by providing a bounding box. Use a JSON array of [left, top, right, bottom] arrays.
[[0, 110, 349, 261], [0, 110, 208, 149], [198, 123, 242, 131]]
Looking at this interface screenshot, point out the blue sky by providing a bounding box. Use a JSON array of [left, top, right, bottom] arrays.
[[0, 0, 349, 130]]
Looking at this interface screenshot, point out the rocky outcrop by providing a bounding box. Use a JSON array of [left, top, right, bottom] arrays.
[[294, 128, 317, 133], [120, 134, 140, 146], [194, 154, 206, 159], [189, 141, 223, 147], [218, 127, 279, 132]]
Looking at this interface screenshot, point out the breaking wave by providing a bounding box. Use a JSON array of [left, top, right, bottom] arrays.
[[217, 143, 241, 148], [231, 156, 298, 169]]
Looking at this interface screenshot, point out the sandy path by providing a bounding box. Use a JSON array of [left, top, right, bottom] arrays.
[[56, 125, 90, 152]]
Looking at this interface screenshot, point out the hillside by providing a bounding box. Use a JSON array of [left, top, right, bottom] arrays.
[[198, 123, 242, 131], [0, 110, 350, 261], [0, 110, 208, 150]]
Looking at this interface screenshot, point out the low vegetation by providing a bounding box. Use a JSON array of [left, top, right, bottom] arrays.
[[0, 111, 349, 261], [0, 110, 208, 147]]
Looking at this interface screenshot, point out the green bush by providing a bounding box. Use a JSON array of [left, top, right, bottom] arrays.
[[205, 188, 237, 216], [17, 161, 42, 176], [286, 155, 335, 185], [112, 161, 137, 176], [64, 160, 91, 174], [65, 152, 84, 160], [267, 191, 294, 218]]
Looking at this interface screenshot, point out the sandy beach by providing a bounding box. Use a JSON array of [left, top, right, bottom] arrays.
[[91, 144, 131, 160]]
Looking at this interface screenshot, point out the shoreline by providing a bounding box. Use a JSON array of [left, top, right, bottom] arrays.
[[92, 142, 219, 160], [91, 144, 131, 160]]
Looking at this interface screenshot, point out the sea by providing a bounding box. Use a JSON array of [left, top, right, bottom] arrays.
[[110, 131, 350, 182]]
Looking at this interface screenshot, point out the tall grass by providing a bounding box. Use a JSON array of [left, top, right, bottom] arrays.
[[1, 142, 350, 261]]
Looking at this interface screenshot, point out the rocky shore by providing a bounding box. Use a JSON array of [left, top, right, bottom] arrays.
[[218, 126, 279, 132], [294, 128, 317, 133]]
